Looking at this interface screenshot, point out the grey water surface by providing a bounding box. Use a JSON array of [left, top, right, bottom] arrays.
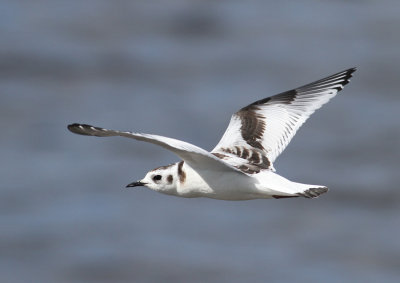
[[1, 1, 399, 282]]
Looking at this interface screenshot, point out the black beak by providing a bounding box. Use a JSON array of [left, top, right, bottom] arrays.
[[126, 181, 146, 188]]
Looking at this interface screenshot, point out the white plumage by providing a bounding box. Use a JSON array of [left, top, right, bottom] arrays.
[[68, 68, 356, 200]]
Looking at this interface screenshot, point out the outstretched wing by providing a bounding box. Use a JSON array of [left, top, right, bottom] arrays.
[[212, 68, 356, 172], [68, 123, 243, 174]]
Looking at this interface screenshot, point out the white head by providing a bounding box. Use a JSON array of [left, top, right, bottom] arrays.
[[126, 162, 183, 195]]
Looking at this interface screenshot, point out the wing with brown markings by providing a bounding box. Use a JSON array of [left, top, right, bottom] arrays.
[[212, 68, 356, 173]]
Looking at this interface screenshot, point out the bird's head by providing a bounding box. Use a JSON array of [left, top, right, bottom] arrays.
[[126, 163, 179, 195]]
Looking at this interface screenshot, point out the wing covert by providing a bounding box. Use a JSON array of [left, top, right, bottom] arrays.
[[212, 68, 356, 170]]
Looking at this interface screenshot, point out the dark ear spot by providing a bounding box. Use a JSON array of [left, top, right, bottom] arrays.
[[178, 161, 186, 184], [167, 175, 173, 184]]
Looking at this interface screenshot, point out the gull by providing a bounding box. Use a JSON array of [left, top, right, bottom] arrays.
[[68, 68, 356, 200]]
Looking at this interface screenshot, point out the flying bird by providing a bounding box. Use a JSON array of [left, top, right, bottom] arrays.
[[68, 68, 356, 200]]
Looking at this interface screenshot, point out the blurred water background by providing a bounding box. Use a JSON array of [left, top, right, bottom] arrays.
[[1, 1, 399, 282]]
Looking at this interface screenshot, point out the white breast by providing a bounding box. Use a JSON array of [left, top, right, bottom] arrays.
[[175, 162, 267, 200]]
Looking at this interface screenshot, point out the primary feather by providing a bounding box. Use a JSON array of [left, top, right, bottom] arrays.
[[212, 68, 356, 173]]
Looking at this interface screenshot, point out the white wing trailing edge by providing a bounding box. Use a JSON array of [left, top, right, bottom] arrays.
[[212, 68, 356, 173], [68, 123, 243, 174]]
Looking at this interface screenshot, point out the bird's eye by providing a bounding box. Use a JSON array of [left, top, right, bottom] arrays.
[[153, 175, 162, 181]]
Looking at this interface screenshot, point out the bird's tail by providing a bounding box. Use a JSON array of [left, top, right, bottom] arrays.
[[296, 186, 329, 198], [272, 183, 329, 199]]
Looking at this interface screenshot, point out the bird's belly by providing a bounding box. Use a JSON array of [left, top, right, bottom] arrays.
[[179, 170, 268, 200]]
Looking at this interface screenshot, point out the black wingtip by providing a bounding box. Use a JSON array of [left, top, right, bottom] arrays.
[[67, 123, 79, 133], [68, 123, 79, 130], [336, 67, 357, 90], [67, 123, 94, 135], [346, 67, 357, 77]]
